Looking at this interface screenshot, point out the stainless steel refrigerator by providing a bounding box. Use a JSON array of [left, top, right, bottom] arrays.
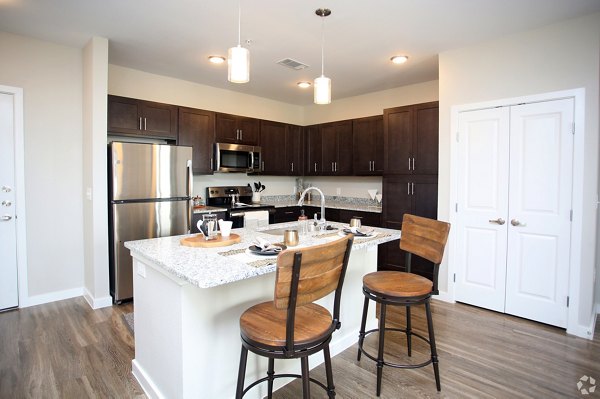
[[108, 142, 193, 303]]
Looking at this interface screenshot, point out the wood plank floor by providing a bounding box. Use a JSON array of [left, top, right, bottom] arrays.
[[0, 297, 598, 398]]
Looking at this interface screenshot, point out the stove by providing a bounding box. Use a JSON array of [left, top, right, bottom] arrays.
[[206, 185, 275, 228]]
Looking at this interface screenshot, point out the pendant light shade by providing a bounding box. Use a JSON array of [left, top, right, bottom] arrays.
[[314, 8, 331, 105], [228, 1, 249, 84], [228, 45, 249, 83], [314, 75, 331, 104]]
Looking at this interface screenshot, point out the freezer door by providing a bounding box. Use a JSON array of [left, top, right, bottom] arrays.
[[110, 200, 190, 302], [110, 142, 192, 201]]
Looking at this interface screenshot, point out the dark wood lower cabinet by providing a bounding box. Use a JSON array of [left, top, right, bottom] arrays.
[[338, 209, 381, 227], [378, 175, 438, 280]]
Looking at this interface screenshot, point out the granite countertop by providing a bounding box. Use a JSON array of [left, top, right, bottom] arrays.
[[124, 222, 400, 289], [261, 199, 383, 213]]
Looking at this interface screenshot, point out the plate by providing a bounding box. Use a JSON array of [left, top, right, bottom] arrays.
[[340, 228, 376, 238], [248, 244, 287, 256]]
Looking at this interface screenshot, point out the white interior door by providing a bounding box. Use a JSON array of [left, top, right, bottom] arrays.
[[455, 98, 574, 328], [0, 91, 19, 310], [455, 107, 510, 312], [504, 99, 573, 328]]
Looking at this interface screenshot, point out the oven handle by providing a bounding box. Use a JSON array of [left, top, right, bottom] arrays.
[[230, 212, 246, 217]]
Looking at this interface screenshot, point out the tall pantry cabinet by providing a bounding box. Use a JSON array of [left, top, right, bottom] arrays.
[[379, 101, 439, 280]]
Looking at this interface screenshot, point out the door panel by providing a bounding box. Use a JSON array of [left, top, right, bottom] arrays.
[[455, 107, 509, 311], [0, 91, 18, 310], [504, 99, 573, 328]]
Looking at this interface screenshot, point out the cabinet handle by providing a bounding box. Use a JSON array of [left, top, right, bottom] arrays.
[[240, 130, 243, 140], [335, 162, 337, 172], [262, 161, 265, 172], [291, 162, 294, 172], [411, 182, 414, 195], [314, 162, 317, 172], [210, 158, 213, 170], [408, 158, 411, 171], [407, 182, 410, 195], [412, 157, 415, 171], [139, 117, 142, 130], [144, 117, 147, 130]]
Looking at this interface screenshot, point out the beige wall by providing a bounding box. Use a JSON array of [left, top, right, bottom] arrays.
[[438, 13, 600, 329], [0, 31, 84, 299]]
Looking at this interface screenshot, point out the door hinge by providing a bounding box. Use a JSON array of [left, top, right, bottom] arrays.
[[570, 209, 573, 222], [455, 203, 458, 212], [571, 122, 575, 135], [567, 296, 570, 307], [453, 273, 456, 283]]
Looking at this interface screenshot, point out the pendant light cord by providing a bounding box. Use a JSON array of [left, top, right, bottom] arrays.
[[320, 14, 325, 76], [237, 0, 242, 46]]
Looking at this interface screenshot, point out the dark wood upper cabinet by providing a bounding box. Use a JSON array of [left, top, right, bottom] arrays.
[[320, 120, 353, 175], [286, 125, 304, 176], [108, 95, 177, 139], [305, 125, 322, 176], [259, 120, 287, 174], [177, 107, 215, 175], [353, 115, 383, 175], [215, 113, 259, 145], [384, 101, 438, 175]]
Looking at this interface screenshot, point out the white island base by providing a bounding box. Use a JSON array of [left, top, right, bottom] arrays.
[[131, 246, 379, 399]]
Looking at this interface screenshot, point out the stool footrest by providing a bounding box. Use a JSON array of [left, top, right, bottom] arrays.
[[357, 327, 433, 369], [241, 373, 329, 397]]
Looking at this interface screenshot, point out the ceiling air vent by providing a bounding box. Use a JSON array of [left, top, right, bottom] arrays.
[[276, 58, 309, 70]]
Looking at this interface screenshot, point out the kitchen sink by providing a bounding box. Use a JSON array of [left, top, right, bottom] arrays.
[[260, 228, 290, 236]]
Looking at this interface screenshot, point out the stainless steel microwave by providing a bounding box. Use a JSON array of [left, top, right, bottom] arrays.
[[214, 143, 261, 173]]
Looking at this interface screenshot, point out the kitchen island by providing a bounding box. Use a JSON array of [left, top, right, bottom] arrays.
[[124, 222, 400, 399]]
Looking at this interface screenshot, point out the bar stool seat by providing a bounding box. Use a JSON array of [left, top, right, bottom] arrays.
[[363, 271, 433, 298], [240, 302, 332, 348]]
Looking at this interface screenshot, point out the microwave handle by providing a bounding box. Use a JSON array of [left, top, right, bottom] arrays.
[[248, 151, 254, 172]]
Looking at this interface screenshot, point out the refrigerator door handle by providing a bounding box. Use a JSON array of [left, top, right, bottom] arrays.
[[187, 159, 193, 233]]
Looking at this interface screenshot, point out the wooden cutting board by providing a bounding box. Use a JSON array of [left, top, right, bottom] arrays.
[[180, 233, 242, 248]]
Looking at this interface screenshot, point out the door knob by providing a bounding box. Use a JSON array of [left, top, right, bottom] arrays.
[[1, 186, 11, 193], [488, 218, 506, 225], [1, 215, 12, 221], [1, 200, 11, 207], [511, 219, 525, 226]]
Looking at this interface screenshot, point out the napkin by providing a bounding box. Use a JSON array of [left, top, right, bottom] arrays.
[[252, 237, 283, 253]]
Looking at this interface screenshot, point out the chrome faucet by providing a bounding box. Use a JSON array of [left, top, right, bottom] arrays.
[[297, 186, 326, 230]]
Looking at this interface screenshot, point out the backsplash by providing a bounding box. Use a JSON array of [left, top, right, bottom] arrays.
[[262, 194, 381, 207]]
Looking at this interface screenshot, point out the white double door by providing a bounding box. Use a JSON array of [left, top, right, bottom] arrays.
[[0, 90, 19, 310], [455, 98, 573, 328]]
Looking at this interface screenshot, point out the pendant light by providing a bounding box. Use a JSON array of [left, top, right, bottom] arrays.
[[314, 8, 331, 105], [228, 0, 249, 83]]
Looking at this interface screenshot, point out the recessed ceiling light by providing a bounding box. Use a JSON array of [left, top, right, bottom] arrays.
[[297, 81, 312, 88], [390, 55, 409, 64], [208, 55, 226, 64]]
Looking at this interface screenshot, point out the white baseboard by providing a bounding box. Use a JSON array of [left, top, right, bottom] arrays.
[[434, 290, 454, 303], [83, 287, 113, 309], [23, 287, 84, 308], [133, 359, 165, 399]]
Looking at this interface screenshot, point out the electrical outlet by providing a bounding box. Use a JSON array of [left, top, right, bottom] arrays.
[[336, 187, 341, 195]]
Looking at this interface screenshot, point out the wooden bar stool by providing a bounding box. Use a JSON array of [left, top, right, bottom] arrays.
[[357, 214, 450, 396], [235, 235, 354, 399]]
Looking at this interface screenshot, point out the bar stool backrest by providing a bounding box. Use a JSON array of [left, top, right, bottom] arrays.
[[400, 214, 450, 265], [274, 235, 353, 310]]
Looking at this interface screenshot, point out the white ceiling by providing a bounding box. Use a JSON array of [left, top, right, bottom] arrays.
[[1, 0, 599, 105]]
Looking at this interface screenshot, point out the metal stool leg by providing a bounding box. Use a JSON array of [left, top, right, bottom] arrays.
[[357, 295, 370, 361], [301, 356, 311, 399], [267, 358, 275, 398], [235, 346, 248, 399], [324, 343, 336, 398], [376, 303, 387, 397], [425, 301, 441, 391], [406, 305, 412, 357]]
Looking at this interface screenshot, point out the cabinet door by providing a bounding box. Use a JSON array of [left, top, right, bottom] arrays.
[[108, 95, 141, 135], [259, 120, 287, 174], [287, 125, 303, 176], [305, 125, 322, 175], [384, 105, 413, 174], [353, 115, 383, 175], [412, 102, 439, 175], [215, 113, 239, 143], [338, 209, 381, 227], [141, 101, 178, 139], [238, 116, 259, 145], [336, 120, 353, 175], [178, 107, 215, 175], [321, 123, 337, 175], [274, 206, 301, 223]]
